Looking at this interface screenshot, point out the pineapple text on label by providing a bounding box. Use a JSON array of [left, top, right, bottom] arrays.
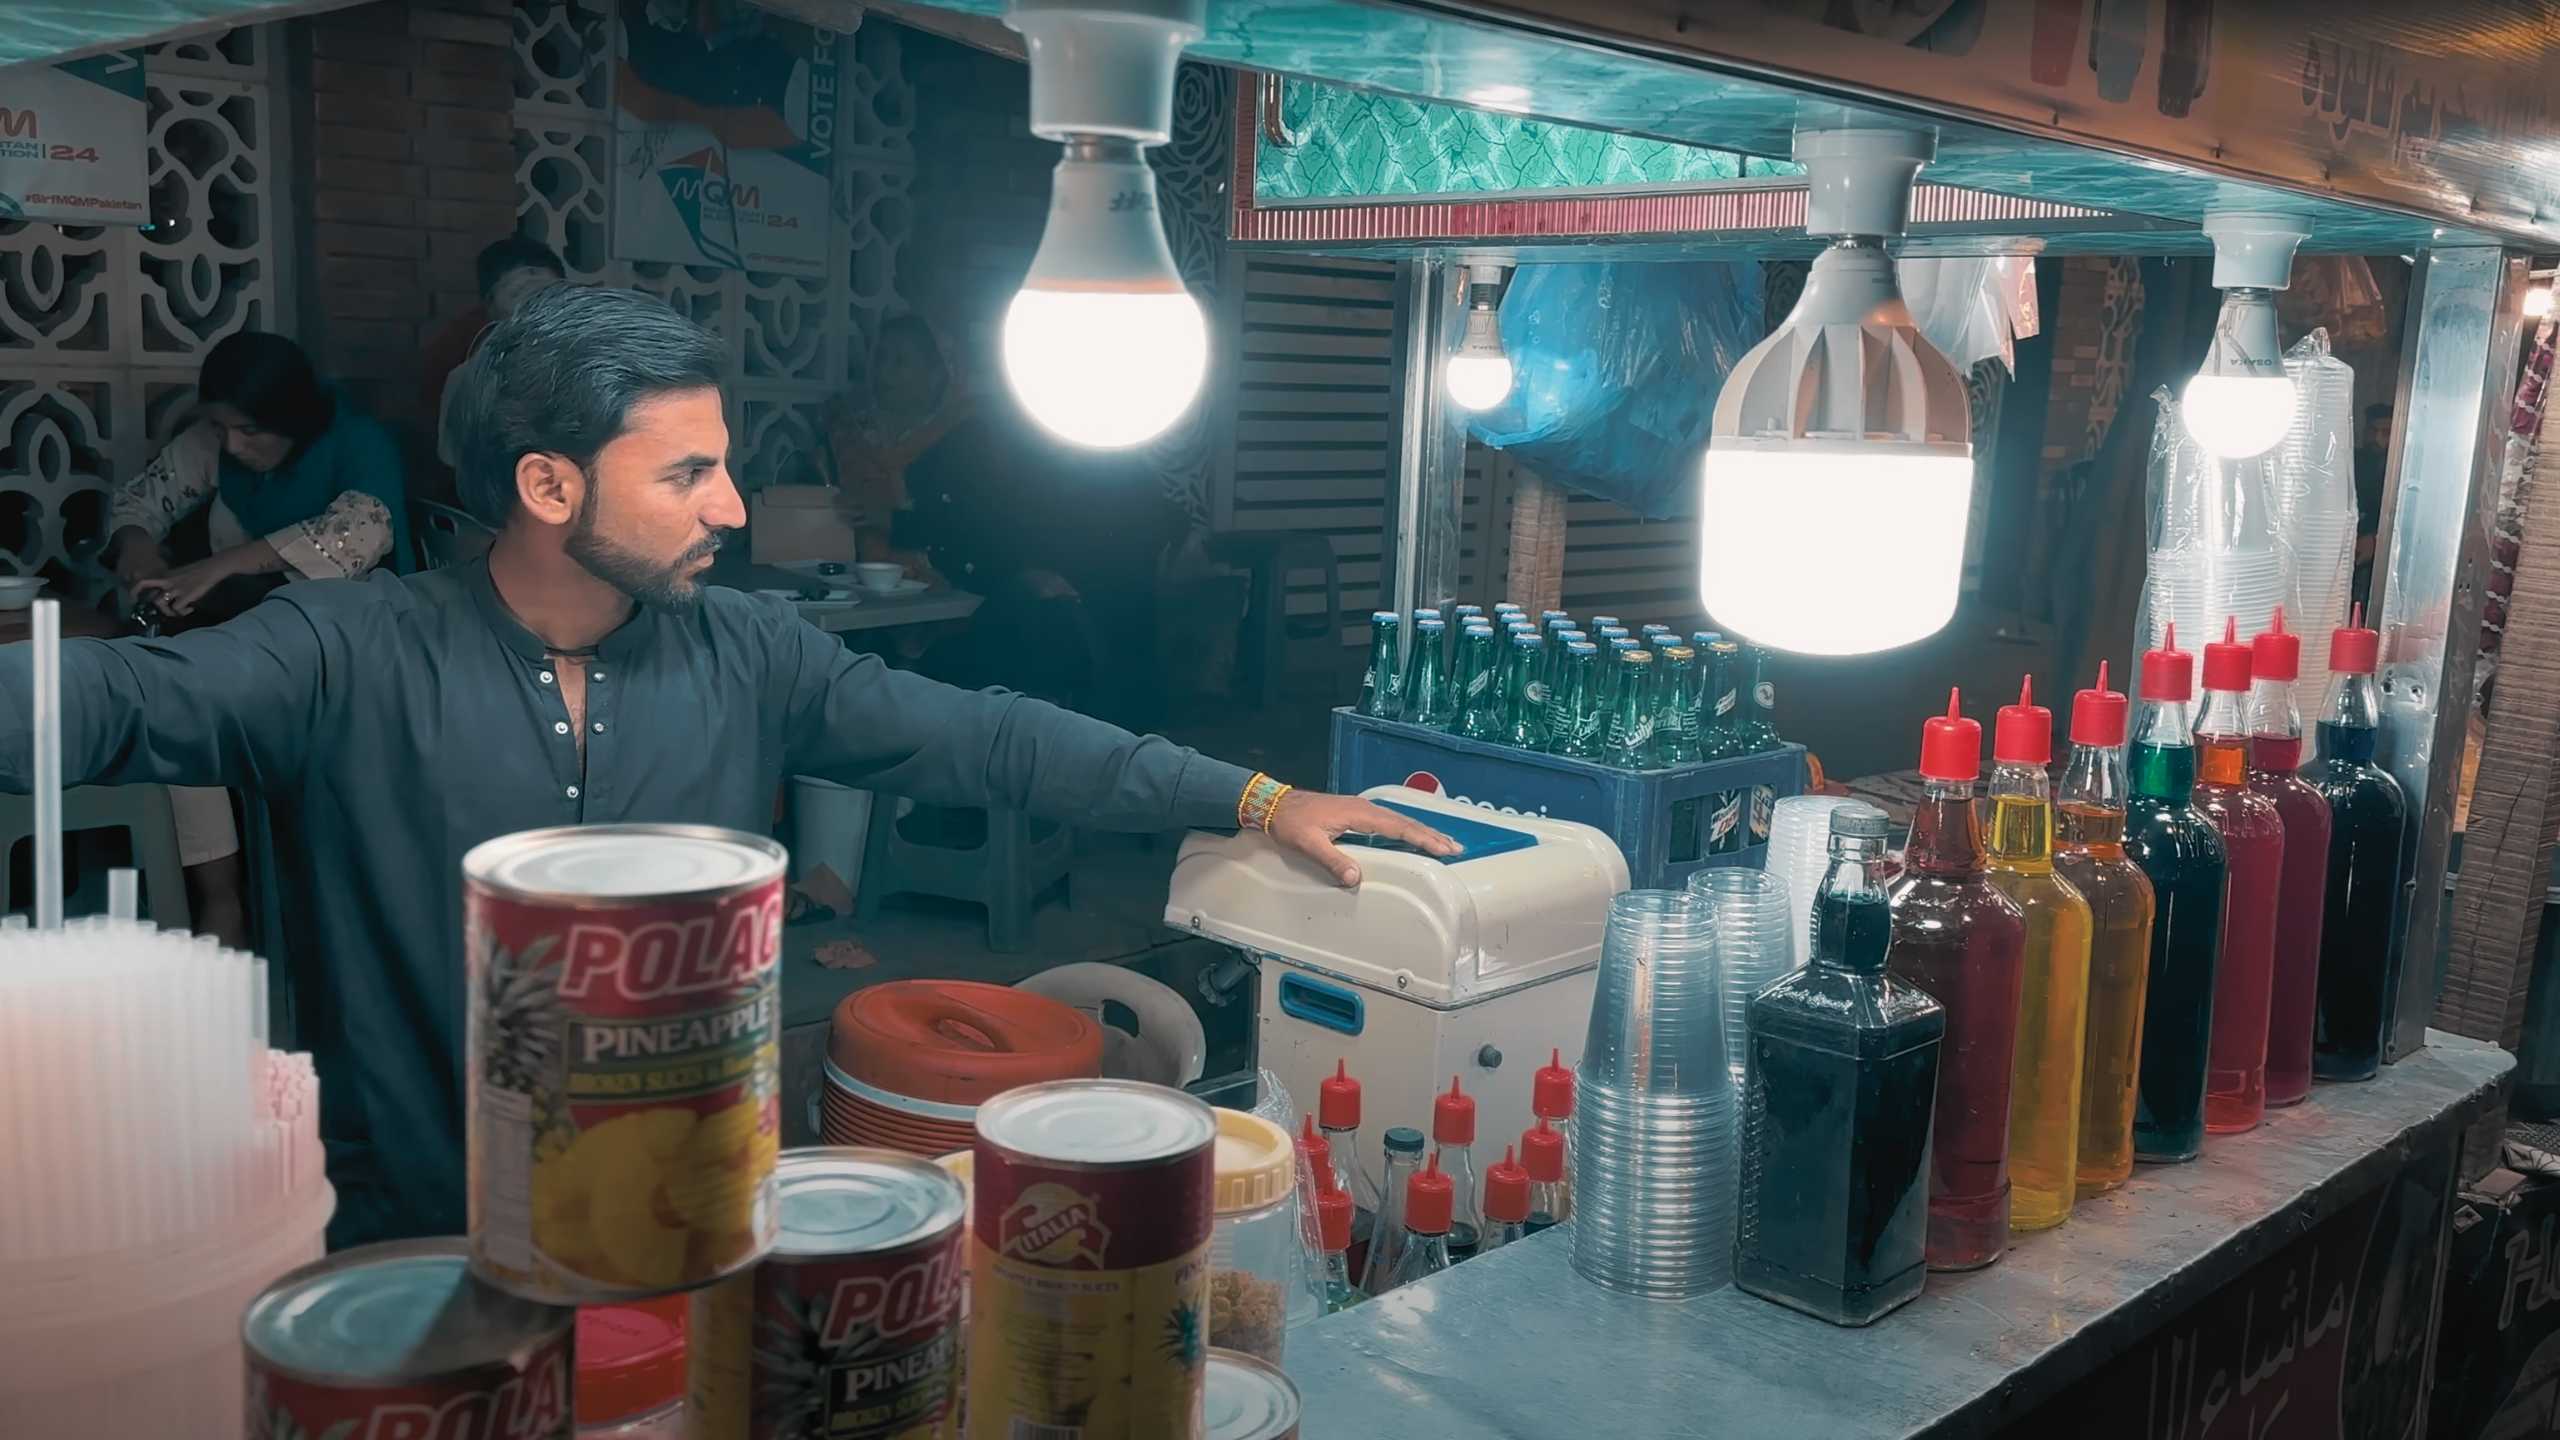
[[556, 895, 782, 1002], [570, 991, 778, 1064], [831, 1331, 960, 1413]]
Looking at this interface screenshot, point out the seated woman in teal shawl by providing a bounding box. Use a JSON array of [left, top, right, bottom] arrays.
[[108, 331, 410, 621]]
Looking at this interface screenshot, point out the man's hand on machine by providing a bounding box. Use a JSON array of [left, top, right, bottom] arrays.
[[1266, 790, 1460, 888]]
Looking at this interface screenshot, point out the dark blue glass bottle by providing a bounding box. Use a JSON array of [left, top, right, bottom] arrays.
[[2304, 619, 2407, 1080], [1735, 802, 1945, 1326]]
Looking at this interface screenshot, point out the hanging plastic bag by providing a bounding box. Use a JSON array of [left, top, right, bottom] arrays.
[[1465, 261, 1766, 519], [1899, 257, 2040, 375]]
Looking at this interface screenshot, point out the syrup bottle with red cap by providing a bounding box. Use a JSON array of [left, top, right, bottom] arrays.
[[2245, 609, 2334, 1109], [1477, 1144, 1533, 1255], [2304, 606, 2408, 1081], [2196, 618, 2287, 1136], [1531, 1049, 1575, 1224], [1985, 678, 2093, 1233], [1432, 1077, 1484, 1259], [1887, 690, 2027, 1271], [1317, 1059, 1383, 1268], [1520, 1119, 1569, 1233], [2053, 663, 2157, 1195], [2126, 625, 2230, 1163], [1312, 1165, 1361, 1313], [1378, 1152, 1457, 1294]]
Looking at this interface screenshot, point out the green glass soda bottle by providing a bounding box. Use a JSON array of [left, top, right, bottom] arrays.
[[1403, 618, 1453, 728], [1699, 641, 1746, 759], [1357, 611, 1404, 719], [1506, 633, 1551, 751], [1738, 644, 1783, 754], [1455, 627, 1506, 740], [1606, 649, 1664, 769], [1656, 645, 1702, 763], [1554, 641, 1606, 759]]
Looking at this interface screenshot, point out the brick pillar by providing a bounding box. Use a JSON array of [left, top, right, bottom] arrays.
[[299, 0, 516, 436]]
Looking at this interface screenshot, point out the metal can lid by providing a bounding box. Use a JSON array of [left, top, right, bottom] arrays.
[[1205, 1348, 1303, 1440], [243, 1239, 571, 1382], [771, 1147, 966, 1257], [976, 1079, 1217, 1167], [464, 823, 783, 901]]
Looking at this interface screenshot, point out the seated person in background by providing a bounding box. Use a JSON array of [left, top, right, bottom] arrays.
[[421, 237, 569, 490], [103, 330, 409, 948], [895, 407, 1187, 733], [831, 313, 973, 584]]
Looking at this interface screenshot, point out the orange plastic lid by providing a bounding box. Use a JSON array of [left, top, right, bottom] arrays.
[[830, 980, 1104, 1106], [575, 1295, 686, 1427]]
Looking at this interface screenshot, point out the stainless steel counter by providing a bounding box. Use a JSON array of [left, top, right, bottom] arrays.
[[1286, 1031, 2512, 1438]]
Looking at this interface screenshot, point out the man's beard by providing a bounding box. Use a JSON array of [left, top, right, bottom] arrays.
[[565, 491, 726, 608]]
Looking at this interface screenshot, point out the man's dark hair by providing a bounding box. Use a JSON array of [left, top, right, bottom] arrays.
[[476, 235, 567, 301], [447, 285, 725, 526], [197, 331, 334, 445]]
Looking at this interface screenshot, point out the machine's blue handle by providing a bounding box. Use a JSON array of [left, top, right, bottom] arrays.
[[1278, 972, 1364, 1036]]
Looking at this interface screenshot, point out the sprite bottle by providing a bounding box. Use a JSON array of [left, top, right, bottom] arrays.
[[1640, 624, 1676, 649], [1358, 611, 1404, 719], [1452, 604, 1486, 628], [1454, 627, 1506, 740], [1553, 641, 1606, 759], [1589, 615, 1622, 633], [1656, 646, 1701, 763], [1505, 633, 1551, 751], [1604, 649, 1663, 770], [1404, 618, 1454, 728]]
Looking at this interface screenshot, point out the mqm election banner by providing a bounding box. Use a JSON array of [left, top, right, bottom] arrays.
[[612, 0, 841, 278], [0, 50, 148, 227]]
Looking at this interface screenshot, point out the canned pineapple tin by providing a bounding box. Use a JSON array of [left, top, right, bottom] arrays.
[[689, 1148, 969, 1440], [967, 1080, 1218, 1440], [243, 1238, 576, 1440], [1203, 1349, 1302, 1440], [465, 824, 786, 1303]]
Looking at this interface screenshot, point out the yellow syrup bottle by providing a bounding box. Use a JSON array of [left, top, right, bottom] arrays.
[[2052, 664, 2158, 1197], [1986, 678, 2094, 1233]]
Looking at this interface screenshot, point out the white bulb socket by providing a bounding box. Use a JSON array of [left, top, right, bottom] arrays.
[[1003, 141, 1207, 449], [1006, 0, 1207, 144], [1446, 265, 1513, 411]]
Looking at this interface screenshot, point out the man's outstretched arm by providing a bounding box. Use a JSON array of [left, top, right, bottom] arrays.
[[773, 609, 1454, 885], [0, 599, 327, 795]]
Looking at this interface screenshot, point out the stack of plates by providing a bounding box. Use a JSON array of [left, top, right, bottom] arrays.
[[1571, 891, 1735, 1300]]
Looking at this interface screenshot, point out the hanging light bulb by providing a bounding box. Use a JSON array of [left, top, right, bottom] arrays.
[[1699, 128, 1972, 656], [1445, 264, 1514, 411], [1002, 0, 1208, 450], [2525, 284, 2554, 319], [2181, 211, 2310, 461]]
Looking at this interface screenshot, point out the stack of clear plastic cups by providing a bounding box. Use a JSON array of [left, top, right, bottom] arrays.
[[1762, 797, 1857, 972], [1688, 868, 1797, 1097], [1571, 890, 1734, 1300]]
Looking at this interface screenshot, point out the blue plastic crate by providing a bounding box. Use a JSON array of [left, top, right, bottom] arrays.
[[1328, 708, 1806, 893]]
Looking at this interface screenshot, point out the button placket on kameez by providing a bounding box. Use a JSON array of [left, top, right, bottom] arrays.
[[533, 663, 584, 816], [580, 665, 612, 810]]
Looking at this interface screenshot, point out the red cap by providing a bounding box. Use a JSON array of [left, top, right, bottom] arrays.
[[1297, 1115, 1332, 1187], [1319, 1059, 1361, 1130], [575, 1296, 687, 1428], [1918, 688, 1981, 783], [1521, 1119, 1566, 1183], [2253, 606, 2302, 682], [1433, 1075, 1476, 1146], [2331, 602, 2380, 674], [2141, 622, 2196, 702], [1993, 676, 2053, 766], [1315, 1168, 1352, 1252], [2202, 616, 2254, 693], [1532, 1048, 1575, 1121], [2071, 661, 2130, 747], [1483, 1144, 1531, 1225], [1405, 1151, 1455, 1234]]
